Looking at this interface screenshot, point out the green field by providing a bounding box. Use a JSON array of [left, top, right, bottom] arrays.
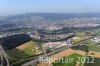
[[6, 41, 43, 59], [23, 42, 43, 56], [75, 32, 86, 36], [52, 53, 100, 66], [88, 45, 100, 52], [23, 43, 35, 56], [83, 40, 100, 52], [84, 41, 98, 45], [72, 37, 85, 43], [84, 57, 100, 66], [94, 29, 100, 35], [52, 53, 84, 66], [6, 48, 29, 59]]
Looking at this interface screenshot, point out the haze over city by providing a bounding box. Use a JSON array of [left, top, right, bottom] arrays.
[[0, 0, 100, 66], [0, 0, 100, 16]]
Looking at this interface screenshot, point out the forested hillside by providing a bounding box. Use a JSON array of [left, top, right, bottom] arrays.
[[0, 34, 31, 50]]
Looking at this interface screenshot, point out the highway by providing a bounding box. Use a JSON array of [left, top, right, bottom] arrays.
[[3, 35, 94, 66], [0, 45, 10, 66]]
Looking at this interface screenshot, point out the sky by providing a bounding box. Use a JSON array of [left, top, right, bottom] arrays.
[[0, 0, 100, 16]]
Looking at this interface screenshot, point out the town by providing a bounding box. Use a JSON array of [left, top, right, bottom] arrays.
[[0, 13, 100, 66]]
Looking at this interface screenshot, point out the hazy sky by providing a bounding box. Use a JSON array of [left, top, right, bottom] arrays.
[[0, 0, 100, 16]]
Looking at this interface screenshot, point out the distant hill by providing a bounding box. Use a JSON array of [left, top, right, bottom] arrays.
[[1, 13, 100, 32], [0, 34, 31, 50], [2, 13, 100, 22]]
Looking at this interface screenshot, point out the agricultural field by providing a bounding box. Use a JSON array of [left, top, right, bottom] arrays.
[[93, 29, 100, 35], [75, 31, 87, 36], [84, 41, 98, 45], [84, 57, 100, 66], [52, 52, 100, 66], [5, 41, 43, 59], [52, 53, 84, 66], [83, 40, 100, 52], [88, 45, 100, 52], [72, 37, 85, 43]]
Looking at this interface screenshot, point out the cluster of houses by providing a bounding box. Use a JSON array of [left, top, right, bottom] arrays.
[[0, 32, 23, 38], [91, 36, 100, 42], [43, 40, 72, 49]]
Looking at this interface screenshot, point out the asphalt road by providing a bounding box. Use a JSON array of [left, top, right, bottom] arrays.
[[0, 45, 10, 66], [21, 46, 69, 66]]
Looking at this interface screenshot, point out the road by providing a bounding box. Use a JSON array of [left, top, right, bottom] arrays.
[[16, 36, 96, 66], [21, 46, 69, 66], [0, 45, 10, 66]]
